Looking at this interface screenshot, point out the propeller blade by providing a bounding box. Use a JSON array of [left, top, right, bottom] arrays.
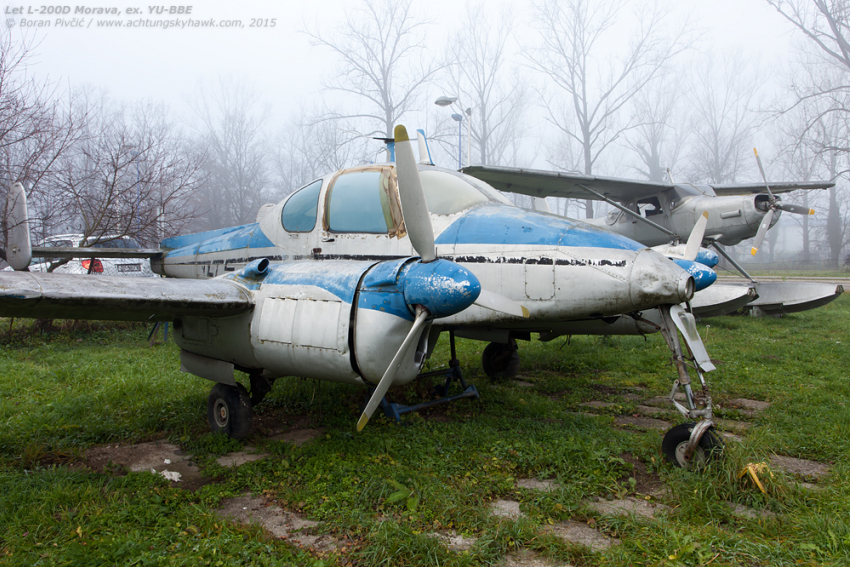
[[750, 208, 774, 256], [357, 306, 431, 431], [684, 211, 709, 261], [395, 125, 436, 263], [474, 289, 529, 318], [779, 203, 815, 215], [6, 182, 32, 271], [753, 148, 776, 204]]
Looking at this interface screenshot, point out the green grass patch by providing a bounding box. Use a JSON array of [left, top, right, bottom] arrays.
[[2, 297, 850, 565]]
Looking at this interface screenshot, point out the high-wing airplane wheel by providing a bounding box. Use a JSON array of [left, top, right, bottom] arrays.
[[662, 422, 723, 469], [207, 383, 253, 440], [481, 342, 520, 380]]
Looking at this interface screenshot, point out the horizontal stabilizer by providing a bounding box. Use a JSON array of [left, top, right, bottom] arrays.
[[0, 272, 253, 321], [31, 246, 161, 259]]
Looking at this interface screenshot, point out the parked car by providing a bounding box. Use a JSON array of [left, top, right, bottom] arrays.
[[28, 234, 155, 277]]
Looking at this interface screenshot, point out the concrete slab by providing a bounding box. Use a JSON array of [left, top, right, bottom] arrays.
[[588, 497, 671, 519], [771, 455, 830, 480], [635, 404, 675, 417], [85, 440, 205, 487], [727, 398, 770, 412], [216, 449, 269, 468], [643, 394, 685, 408], [581, 401, 619, 409], [490, 499, 524, 519], [727, 502, 776, 519], [217, 495, 339, 551], [714, 419, 750, 432], [547, 520, 620, 552], [516, 478, 560, 492], [614, 415, 671, 430], [429, 530, 478, 551], [500, 549, 572, 567]]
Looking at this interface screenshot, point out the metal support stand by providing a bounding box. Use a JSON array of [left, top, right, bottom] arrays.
[[374, 331, 479, 424]]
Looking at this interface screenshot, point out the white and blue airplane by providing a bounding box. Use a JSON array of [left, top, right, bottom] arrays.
[[0, 126, 720, 467]]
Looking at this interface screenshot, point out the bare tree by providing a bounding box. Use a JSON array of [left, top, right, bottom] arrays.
[[527, 0, 689, 217], [305, 0, 440, 139], [444, 4, 529, 166], [686, 53, 761, 184], [187, 77, 271, 230], [273, 109, 372, 197], [625, 86, 690, 182], [49, 91, 203, 256]]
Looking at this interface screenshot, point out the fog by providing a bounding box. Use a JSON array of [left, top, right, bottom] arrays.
[[2, 0, 847, 267]]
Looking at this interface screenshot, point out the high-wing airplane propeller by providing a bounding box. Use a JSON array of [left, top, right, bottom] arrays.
[[750, 148, 815, 256]]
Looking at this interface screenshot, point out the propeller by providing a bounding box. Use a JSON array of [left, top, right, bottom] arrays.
[[6, 182, 32, 271], [751, 148, 815, 256], [356, 125, 528, 431], [683, 211, 709, 262]]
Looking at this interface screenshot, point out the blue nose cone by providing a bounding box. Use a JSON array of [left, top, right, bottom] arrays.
[[671, 259, 717, 292], [401, 259, 482, 318], [695, 248, 720, 268]]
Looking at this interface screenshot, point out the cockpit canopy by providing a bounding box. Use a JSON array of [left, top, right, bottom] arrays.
[[280, 166, 511, 235]]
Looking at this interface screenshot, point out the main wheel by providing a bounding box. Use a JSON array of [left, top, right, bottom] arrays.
[[481, 342, 520, 380], [662, 422, 723, 469], [207, 383, 253, 440]]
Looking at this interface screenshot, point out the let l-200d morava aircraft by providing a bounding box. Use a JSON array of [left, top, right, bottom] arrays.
[[0, 126, 721, 467], [464, 150, 843, 317]]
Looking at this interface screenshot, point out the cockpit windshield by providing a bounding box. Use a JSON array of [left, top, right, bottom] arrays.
[[419, 169, 511, 215]]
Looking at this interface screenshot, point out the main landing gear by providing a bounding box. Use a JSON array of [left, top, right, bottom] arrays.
[[206, 374, 274, 440], [481, 338, 520, 380]]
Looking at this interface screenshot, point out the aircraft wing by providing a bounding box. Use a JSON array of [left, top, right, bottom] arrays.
[[0, 272, 253, 321], [463, 165, 670, 201], [463, 165, 834, 202], [709, 182, 834, 195]]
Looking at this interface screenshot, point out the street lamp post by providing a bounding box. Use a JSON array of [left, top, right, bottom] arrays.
[[435, 95, 473, 170]]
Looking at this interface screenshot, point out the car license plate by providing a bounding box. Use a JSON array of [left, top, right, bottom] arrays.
[[117, 264, 142, 273]]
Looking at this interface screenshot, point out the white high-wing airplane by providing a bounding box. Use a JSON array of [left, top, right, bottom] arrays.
[[464, 158, 842, 316], [0, 127, 720, 467]]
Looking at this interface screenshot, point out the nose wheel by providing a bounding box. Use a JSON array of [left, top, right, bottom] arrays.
[[662, 422, 723, 469], [207, 383, 253, 440]]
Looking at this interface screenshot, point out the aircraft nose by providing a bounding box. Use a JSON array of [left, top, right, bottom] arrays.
[[629, 249, 694, 309]]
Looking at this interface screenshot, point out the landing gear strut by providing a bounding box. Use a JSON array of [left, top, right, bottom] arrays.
[[639, 304, 723, 468], [482, 338, 520, 380]]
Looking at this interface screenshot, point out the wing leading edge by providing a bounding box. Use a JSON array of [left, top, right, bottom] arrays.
[[0, 272, 253, 321]]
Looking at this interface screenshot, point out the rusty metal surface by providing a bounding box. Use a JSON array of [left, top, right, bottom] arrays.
[[0, 272, 253, 321]]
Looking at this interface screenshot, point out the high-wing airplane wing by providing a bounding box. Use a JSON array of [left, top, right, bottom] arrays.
[[0, 271, 252, 321], [709, 182, 834, 195], [463, 165, 667, 201], [463, 165, 834, 202]]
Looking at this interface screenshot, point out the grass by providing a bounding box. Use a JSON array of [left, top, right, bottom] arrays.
[[1, 297, 849, 566]]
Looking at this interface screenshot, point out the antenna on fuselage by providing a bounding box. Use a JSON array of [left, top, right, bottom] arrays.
[[666, 167, 675, 185], [373, 137, 395, 163]]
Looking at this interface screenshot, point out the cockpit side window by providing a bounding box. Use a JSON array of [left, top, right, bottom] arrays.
[[420, 170, 491, 215], [326, 170, 395, 233], [282, 179, 322, 232], [637, 196, 663, 217]]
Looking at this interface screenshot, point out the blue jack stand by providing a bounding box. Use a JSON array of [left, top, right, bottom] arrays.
[[374, 331, 479, 424]]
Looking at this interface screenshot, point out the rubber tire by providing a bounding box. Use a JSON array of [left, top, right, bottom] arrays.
[[481, 342, 520, 380], [207, 383, 253, 440], [662, 422, 724, 469]]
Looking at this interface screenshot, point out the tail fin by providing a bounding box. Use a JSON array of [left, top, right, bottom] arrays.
[[6, 182, 31, 271], [416, 129, 434, 165]]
